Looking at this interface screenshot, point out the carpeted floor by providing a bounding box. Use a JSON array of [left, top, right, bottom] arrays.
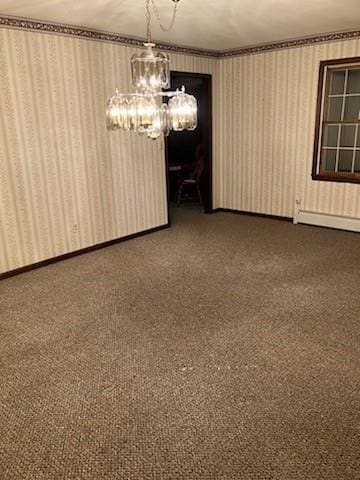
[[1, 207, 360, 479]]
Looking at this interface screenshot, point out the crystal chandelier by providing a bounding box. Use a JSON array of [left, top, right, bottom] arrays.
[[106, 0, 197, 140]]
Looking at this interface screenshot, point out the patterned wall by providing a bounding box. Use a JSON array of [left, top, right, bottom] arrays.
[[0, 28, 219, 274], [3, 24, 358, 275], [217, 38, 360, 219]]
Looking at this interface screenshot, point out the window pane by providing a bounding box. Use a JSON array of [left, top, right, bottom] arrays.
[[355, 151, 360, 173], [323, 124, 339, 147], [346, 69, 360, 94], [330, 70, 345, 94], [343, 95, 360, 121], [321, 149, 336, 171], [316, 62, 360, 182], [340, 125, 356, 147], [327, 97, 343, 121], [338, 150, 353, 172]]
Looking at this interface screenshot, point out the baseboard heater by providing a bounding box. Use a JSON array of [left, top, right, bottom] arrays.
[[294, 210, 360, 233]]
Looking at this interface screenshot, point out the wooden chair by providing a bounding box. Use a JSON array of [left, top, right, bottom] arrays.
[[176, 153, 205, 207]]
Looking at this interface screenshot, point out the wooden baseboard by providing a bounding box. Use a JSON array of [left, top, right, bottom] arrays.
[[212, 208, 293, 222], [0, 223, 170, 281]]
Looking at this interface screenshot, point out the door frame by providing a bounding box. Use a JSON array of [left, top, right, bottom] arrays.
[[164, 71, 213, 225]]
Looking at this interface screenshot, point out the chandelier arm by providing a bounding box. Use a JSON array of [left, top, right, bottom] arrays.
[[112, 90, 183, 98]]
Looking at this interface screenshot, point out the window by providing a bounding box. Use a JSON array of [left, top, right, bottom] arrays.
[[312, 58, 360, 184]]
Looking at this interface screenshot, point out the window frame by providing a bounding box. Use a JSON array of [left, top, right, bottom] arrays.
[[312, 57, 360, 185]]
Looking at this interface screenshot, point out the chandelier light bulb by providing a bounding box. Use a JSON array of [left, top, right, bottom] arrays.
[[169, 88, 198, 131], [106, 91, 121, 130]]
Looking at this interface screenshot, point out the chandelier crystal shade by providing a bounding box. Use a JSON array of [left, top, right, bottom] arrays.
[[131, 42, 170, 92], [106, 0, 197, 140]]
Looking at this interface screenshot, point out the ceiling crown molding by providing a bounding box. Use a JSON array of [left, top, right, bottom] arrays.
[[222, 29, 360, 57], [0, 15, 220, 58], [0, 15, 359, 58]]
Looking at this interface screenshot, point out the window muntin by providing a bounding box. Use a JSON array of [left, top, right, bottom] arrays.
[[314, 60, 360, 183]]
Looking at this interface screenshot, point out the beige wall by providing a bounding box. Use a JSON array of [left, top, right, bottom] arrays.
[[0, 27, 219, 274], [217, 38, 360, 219], [2, 25, 359, 275]]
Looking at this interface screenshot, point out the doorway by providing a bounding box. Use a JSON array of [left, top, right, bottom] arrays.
[[165, 72, 212, 221]]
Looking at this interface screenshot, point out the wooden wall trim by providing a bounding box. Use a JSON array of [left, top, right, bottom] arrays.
[[0, 223, 169, 281], [212, 208, 293, 222], [0, 15, 359, 58]]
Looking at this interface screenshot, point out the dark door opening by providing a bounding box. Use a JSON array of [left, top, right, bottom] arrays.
[[165, 72, 212, 221]]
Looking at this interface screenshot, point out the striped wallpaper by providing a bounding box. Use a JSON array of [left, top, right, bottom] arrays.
[[217, 38, 360, 219], [1, 23, 359, 275], [0, 27, 219, 274]]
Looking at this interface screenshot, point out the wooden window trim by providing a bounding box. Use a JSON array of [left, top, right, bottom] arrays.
[[312, 56, 360, 185]]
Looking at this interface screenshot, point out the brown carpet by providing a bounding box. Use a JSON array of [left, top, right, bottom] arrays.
[[1, 207, 360, 479]]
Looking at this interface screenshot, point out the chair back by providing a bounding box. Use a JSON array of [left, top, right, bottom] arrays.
[[195, 143, 205, 163], [189, 143, 205, 181], [193, 154, 205, 183]]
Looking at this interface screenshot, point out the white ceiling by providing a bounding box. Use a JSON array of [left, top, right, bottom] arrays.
[[0, 0, 359, 51]]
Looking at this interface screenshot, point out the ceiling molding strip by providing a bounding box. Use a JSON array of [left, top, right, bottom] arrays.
[[0, 15, 359, 59], [222, 30, 360, 57], [0, 16, 220, 58]]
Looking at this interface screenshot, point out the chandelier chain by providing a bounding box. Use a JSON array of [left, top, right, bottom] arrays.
[[145, 0, 152, 42], [150, 0, 179, 32], [145, 0, 179, 42]]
